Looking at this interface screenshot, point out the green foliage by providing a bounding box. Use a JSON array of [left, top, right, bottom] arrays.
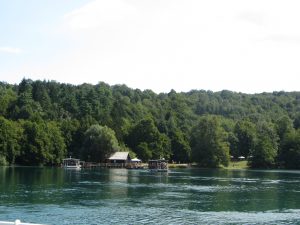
[[232, 120, 256, 158], [126, 118, 171, 160], [46, 121, 67, 164], [0, 155, 8, 166], [169, 129, 191, 163], [191, 116, 230, 167], [0, 84, 17, 117], [136, 142, 152, 160], [82, 124, 120, 162], [293, 113, 300, 129], [0, 79, 299, 168], [17, 120, 66, 166], [119, 143, 136, 159], [249, 122, 279, 168], [275, 116, 294, 140], [60, 119, 80, 156], [0, 116, 22, 164], [279, 129, 300, 169]]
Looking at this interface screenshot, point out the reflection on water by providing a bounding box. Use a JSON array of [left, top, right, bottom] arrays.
[[1, 167, 300, 224]]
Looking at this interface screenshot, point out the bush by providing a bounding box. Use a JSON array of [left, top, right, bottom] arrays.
[[0, 156, 8, 166]]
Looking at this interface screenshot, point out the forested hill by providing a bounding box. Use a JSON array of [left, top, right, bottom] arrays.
[[1, 79, 300, 169]]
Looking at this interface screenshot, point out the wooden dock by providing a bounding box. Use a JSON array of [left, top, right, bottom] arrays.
[[81, 162, 144, 169]]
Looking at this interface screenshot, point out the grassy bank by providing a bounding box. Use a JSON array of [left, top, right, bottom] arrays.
[[143, 161, 249, 170], [167, 161, 249, 170], [168, 163, 190, 169], [225, 160, 249, 169]]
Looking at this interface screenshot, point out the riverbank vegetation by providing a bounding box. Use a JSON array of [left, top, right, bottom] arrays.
[[225, 160, 249, 170], [0, 79, 300, 169]]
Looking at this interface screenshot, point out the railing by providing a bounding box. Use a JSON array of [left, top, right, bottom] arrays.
[[98, 163, 126, 168], [81, 162, 145, 169], [82, 162, 145, 169], [0, 220, 45, 225]]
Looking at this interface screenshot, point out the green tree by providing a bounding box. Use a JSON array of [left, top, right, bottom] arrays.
[[46, 121, 67, 165], [135, 142, 152, 160], [294, 113, 300, 129], [82, 124, 120, 162], [275, 116, 294, 140], [0, 155, 8, 166], [169, 129, 191, 163], [0, 117, 22, 164], [17, 121, 66, 166], [126, 118, 171, 160], [32, 81, 51, 109], [275, 116, 294, 166], [2, 79, 300, 167], [233, 120, 256, 158], [13, 79, 44, 120], [60, 119, 80, 156], [0, 85, 17, 117], [94, 82, 113, 124], [249, 122, 279, 168], [19, 121, 50, 165], [191, 116, 230, 167], [279, 129, 300, 169]]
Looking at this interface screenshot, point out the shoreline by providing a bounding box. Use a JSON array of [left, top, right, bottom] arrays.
[[3, 161, 300, 171]]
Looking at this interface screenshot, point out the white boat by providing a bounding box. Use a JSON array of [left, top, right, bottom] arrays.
[[148, 159, 168, 172], [62, 157, 81, 169], [0, 220, 45, 225]]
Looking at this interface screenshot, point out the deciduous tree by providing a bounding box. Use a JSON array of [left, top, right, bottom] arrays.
[[191, 116, 230, 167]]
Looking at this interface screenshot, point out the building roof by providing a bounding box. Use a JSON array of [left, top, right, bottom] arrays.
[[108, 152, 130, 160]]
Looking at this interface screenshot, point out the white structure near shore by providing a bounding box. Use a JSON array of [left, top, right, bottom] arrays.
[[62, 157, 81, 169]]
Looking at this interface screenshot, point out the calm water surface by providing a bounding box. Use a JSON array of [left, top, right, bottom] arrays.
[[1, 167, 300, 224]]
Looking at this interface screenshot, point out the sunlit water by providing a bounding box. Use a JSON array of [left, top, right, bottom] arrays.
[[1, 167, 300, 224]]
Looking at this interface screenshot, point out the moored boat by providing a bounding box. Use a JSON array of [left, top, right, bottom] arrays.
[[148, 159, 168, 172], [62, 157, 81, 169]]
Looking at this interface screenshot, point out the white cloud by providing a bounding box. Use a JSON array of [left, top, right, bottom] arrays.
[[64, 0, 137, 30], [0, 47, 23, 54], [5, 0, 300, 93], [237, 11, 265, 26]]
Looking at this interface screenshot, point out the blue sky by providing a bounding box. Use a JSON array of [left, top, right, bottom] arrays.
[[1, 0, 300, 93], [0, 1, 90, 77]]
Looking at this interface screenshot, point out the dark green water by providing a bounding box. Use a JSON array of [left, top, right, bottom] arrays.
[[1, 167, 300, 225]]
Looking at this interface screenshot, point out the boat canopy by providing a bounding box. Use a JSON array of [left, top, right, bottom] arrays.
[[131, 158, 142, 162]]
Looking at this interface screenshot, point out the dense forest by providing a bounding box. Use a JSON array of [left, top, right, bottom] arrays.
[[0, 79, 300, 169]]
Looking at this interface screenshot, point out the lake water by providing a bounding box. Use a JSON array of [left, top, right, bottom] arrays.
[[1, 167, 300, 225]]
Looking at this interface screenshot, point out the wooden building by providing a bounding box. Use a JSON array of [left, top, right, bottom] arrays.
[[105, 152, 131, 168], [108, 152, 131, 164]]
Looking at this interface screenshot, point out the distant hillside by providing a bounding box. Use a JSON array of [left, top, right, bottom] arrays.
[[0, 79, 299, 169]]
